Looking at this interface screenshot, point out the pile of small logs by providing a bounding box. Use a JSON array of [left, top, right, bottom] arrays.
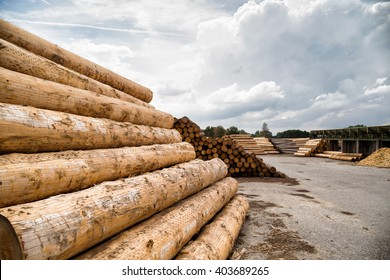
[[174, 117, 285, 178], [294, 139, 327, 157], [0, 20, 248, 260], [253, 137, 280, 154]]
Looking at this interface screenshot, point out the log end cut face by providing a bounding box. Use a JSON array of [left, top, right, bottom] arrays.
[[0, 214, 23, 259]]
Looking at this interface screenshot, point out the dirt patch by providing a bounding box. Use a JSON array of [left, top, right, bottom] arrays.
[[230, 194, 316, 260], [340, 211, 355, 216], [259, 228, 316, 260], [247, 200, 279, 211], [295, 189, 310, 193], [236, 176, 299, 186], [358, 148, 390, 168], [289, 193, 315, 199], [232, 213, 316, 260]]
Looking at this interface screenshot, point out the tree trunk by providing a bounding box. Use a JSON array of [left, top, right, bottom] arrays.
[[0, 158, 228, 260], [0, 39, 152, 108], [175, 195, 249, 260], [73, 177, 238, 260], [0, 103, 181, 154], [0, 20, 153, 103], [0, 67, 171, 128], [0, 142, 195, 208]]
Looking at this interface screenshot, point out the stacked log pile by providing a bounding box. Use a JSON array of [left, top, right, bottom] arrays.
[[294, 139, 327, 157], [0, 20, 247, 260], [226, 134, 266, 155], [174, 117, 285, 178], [315, 151, 362, 162], [253, 137, 280, 154], [270, 138, 310, 154]]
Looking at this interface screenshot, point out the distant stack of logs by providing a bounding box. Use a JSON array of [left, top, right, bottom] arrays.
[[225, 134, 265, 155], [0, 20, 248, 260], [294, 139, 327, 157], [271, 138, 310, 154], [315, 151, 362, 162], [253, 137, 280, 154], [174, 117, 285, 178]]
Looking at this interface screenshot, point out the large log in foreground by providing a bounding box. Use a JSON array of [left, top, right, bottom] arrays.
[[0, 158, 228, 260], [0, 19, 153, 103], [175, 195, 249, 260], [0, 39, 152, 108], [0, 103, 181, 154], [74, 177, 238, 260], [0, 142, 195, 208], [0, 67, 172, 128]]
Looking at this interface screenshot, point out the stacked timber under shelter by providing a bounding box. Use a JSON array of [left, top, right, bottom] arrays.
[[0, 20, 249, 260]]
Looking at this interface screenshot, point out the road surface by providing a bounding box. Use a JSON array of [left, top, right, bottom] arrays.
[[231, 154, 390, 260]]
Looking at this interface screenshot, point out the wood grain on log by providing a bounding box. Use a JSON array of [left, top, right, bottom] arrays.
[[175, 195, 249, 260], [0, 67, 172, 128], [0, 19, 153, 103], [0, 39, 152, 108], [73, 177, 238, 260], [0, 158, 228, 259], [0, 142, 195, 208], [0, 103, 181, 154]]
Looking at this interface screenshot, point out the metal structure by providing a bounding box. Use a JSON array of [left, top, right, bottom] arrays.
[[310, 125, 390, 140], [310, 125, 390, 156]]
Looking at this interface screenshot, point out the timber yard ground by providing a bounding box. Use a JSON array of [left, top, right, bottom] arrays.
[[231, 154, 390, 260]]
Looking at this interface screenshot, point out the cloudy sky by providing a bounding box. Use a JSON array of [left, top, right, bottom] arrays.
[[1, 0, 389, 134]]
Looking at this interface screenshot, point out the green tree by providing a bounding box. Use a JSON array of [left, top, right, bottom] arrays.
[[258, 122, 272, 138], [347, 124, 366, 128], [275, 129, 310, 138], [213, 126, 226, 138], [226, 126, 239, 135], [203, 126, 214, 137]]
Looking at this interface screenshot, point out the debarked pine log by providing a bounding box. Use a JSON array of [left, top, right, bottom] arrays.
[[0, 19, 153, 103], [0, 39, 152, 108], [74, 177, 238, 260], [0, 67, 172, 128], [0, 142, 195, 208], [0, 158, 228, 260], [0, 103, 181, 154], [175, 195, 249, 260]]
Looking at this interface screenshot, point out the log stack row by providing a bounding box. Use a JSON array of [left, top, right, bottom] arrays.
[[294, 139, 327, 157], [253, 137, 280, 154], [225, 134, 266, 155], [0, 20, 248, 260], [315, 151, 362, 162], [270, 138, 310, 154], [174, 117, 285, 178]]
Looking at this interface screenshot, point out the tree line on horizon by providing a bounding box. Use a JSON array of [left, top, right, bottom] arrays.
[[202, 122, 310, 139], [202, 123, 367, 139]]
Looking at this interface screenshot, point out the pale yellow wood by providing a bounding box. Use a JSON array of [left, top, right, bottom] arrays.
[[175, 195, 249, 260], [0, 39, 152, 108], [74, 177, 238, 260], [0, 103, 181, 154], [0, 19, 153, 103], [0, 158, 228, 259], [0, 67, 171, 128], [0, 142, 196, 208]]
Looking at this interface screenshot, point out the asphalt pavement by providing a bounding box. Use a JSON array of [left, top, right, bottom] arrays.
[[232, 154, 390, 260]]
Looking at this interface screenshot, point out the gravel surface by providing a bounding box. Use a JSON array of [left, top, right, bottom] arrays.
[[230, 154, 390, 260]]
